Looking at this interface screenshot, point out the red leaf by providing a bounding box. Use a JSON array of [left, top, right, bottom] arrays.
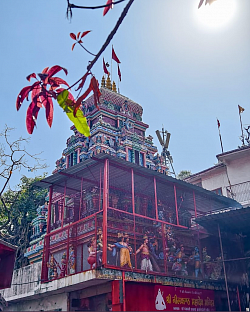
[[26, 73, 37, 82], [42, 67, 49, 74], [49, 77, 70, 88], [91, 77, 101, 109], [75, 72, 90, 91], [26, 101, 40, 134], [72, 43, 76, 51], [78, 40, 83, 44], [103, 0, 112, 16], [74, 84, 92, 117], [31, 84, 42, 107], [47, 65, 68, 78], [70, 33, 76, 40], [16, 86, 32, 111], [45, 96, 54, 127], [81, 31, 91, 38], [77, 32, 81, 39]]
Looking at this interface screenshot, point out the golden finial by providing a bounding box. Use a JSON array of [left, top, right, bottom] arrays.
[[101, 76, 105, 88], [112, 81, 117, 93], [106, 75, 112, 90]]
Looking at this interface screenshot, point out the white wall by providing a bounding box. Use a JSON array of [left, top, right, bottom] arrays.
[[5, 293, 68, 312]]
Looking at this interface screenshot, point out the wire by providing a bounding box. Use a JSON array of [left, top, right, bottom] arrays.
[[68, 0, 126, 10]]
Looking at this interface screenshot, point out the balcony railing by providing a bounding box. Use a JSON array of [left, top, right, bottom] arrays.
[[227, 181, 250, 205]]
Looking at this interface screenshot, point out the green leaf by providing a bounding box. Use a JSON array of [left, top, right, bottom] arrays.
[[57, 90, 90, 137]]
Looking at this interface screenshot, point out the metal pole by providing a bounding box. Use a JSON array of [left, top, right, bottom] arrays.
[[218, 224, 231, 312]]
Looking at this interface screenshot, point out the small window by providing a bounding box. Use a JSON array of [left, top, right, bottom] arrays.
[[212, 188, 222, 196]]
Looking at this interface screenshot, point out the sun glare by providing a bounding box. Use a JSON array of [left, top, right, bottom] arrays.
[[195, 0, 237, 29]]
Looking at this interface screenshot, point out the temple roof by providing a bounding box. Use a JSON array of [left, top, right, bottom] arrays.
[[195, 206, 250, 234], [35, 154, 240, 213], [84, 87, 143, 117]]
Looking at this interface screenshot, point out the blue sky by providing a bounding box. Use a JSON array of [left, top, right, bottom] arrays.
[[1, 0, 250, 187]]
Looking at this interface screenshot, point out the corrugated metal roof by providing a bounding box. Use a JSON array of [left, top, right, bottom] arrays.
[[195, 206, 250, 234]]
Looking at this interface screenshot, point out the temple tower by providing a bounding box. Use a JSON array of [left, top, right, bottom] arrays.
[[53, 76, 168, 174]]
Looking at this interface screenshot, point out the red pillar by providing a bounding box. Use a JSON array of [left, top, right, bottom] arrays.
[[131, 169, 135, 214], [102, 159, 109, 266], [62, 183, 66, 227], [112, 280, 122, 311], [173, 184, 179, 225], [46, 185, 53, 234], [122, 271, 126, 311], [154, 177, 158, 220]]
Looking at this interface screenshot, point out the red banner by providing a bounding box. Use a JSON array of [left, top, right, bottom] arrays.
[[154, 286, 215, 312]]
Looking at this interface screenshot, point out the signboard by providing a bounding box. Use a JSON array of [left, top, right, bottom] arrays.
[[154, 286, 215, 312]]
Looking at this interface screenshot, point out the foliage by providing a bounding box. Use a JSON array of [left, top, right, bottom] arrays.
[[177, 170, 192, 180], [16, 65, 71, 134], [0, 125, 47, 268], [17, 61, 101, 137], [0, 176, 48, 268]]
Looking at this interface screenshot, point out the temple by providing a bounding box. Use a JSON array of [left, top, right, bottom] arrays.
[[21, 79, 246, 311]]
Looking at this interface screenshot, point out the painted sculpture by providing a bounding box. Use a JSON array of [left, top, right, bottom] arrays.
[[87, 237, 97, 269], [60, 252, 67, 277], [108, 233, 132, 269], [69, 246, 76, 274], [190, 246, 202, 278], [47, 254, 57, 280], [96, 228, 103, 266], [136, 235, 153, 272]]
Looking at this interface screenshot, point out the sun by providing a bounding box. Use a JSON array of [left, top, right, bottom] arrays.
[[195, 0, 237, 29]]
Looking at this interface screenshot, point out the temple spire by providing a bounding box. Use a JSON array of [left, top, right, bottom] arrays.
[[101, 76, 106, 88], [106, 75, 112, 90], [112, 81, 117, 93]]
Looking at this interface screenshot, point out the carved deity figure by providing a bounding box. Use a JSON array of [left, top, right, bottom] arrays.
[[96, 228, 103, 266], [136, 235, 153, 272], [69, 246, 76, 274], [60, 252, 67, 277], [202, 247, 211, 262], [87, 237, 97, 269], [190, 246, 202, 278], [108, 233, 132, 269], [47, 254, 57, 280]]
